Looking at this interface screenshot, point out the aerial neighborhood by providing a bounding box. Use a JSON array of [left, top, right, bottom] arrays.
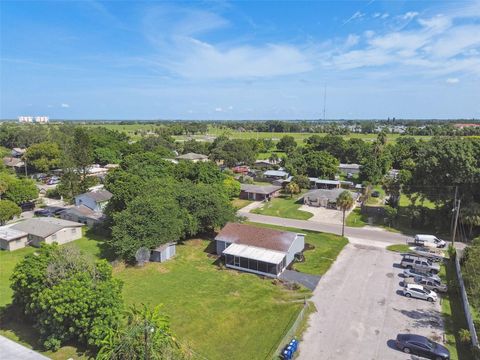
[[1, 1, 480, 360], [0, 119, 479, 360]]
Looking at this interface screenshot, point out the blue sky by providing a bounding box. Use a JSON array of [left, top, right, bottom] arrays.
[[1, 0, 480, 120]]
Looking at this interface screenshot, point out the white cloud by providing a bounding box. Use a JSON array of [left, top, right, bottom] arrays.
[[381, 13, 389, 19], [345, 34, 360, 48], [401, 11, 419, 20], [446, 78, 459, 84], [343, 11, 365, 25], [61, 103, 70, 108], [215, 107, 223, 112]]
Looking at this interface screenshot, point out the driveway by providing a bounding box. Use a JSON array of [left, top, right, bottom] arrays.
[[279, 270, 321, 291], [297, 243, 445, 360], [297, 205, 345, 225], [0, 336, 50, 360]]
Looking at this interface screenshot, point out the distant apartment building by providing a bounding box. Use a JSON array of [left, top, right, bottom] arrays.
[[18, 116, 49, 123]]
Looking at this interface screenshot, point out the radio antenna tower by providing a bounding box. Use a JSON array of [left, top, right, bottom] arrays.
[[323, 84, 327, 121]]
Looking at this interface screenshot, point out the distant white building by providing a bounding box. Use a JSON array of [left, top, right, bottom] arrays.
[[35, 116, 49, 123], [18, 116, 33, 123]]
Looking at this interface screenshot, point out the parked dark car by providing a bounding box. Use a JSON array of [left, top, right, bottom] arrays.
[[34, 209, 55, 217], [396, 334, 450, 359], [19, 201, 35, 212], [371, 190, 380, 197], [46, 206, 66, 215]]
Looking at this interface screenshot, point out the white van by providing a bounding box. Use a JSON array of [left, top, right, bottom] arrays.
[[414, 234, 447, 248]]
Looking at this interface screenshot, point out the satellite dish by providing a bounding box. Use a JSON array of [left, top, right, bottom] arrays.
[[135, 247, 151, 266]]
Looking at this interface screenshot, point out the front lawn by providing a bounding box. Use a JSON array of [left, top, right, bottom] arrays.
[[231, 198, 252, 210], [0, 236, 311, 360], [246, 222, 348, 276], [252, 193, 313, 220], [346, 208, 368, 227]]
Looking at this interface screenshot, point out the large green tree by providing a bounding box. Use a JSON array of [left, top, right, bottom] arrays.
[[0, 199, 21, 225], [304, 150, 339, 178], [276, 135, 297, 153], [24, 142, 61, 173], [11, 244, 123, 351]]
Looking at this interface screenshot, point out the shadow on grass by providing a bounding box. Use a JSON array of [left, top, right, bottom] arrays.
[[0, 304, 94, 359]]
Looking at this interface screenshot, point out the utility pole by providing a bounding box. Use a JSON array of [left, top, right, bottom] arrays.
[[452, 199, 461, 246]]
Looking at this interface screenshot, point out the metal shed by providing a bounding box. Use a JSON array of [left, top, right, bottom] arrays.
[[150, 242, 177, 262]]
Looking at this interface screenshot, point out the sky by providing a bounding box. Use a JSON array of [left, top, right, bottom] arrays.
[[1, 0, 480, 120]]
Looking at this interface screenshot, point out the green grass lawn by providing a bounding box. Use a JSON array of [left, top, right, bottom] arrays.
[[0, 247, 35, 307], [346, 208, 368, 227], [0, 235, 311, 360], [440, 261, 475, 360], [385, 244, 412, 253], [366, 185, 385, 206], [399, 193, 437, 209], [246, 222, 348, 276], [252, 193, 313, 220], [231, 198, 252, 210]]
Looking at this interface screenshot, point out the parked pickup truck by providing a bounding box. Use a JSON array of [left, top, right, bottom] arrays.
[[404, 276, 448, 293], [409, 247, 444, 262], [400, 254, 440, 274]]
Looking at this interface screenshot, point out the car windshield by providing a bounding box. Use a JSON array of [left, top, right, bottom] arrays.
[[426, 339, 435, 349]]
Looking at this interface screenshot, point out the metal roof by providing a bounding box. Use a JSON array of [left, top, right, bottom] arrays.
[[78, 190, 112, 203], [240, 184, 282, 195], [223, 243, 286, 264], [263, 170, 289, 177], [176, 152, 209, 160], [315, 179, 340, 185], [11, 218, 83, 238], [0, 226, 28, 242], [215, 223, 298, 252], [304, 189, 359, 202], [339, 163, 361, 169]]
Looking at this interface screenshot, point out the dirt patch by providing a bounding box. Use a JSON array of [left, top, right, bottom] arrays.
[[229, 291, 241, 297]]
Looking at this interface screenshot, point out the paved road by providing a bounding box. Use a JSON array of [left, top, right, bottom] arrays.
[[297, 244, 444, 360], [0, 336, 50, 360], [240, 211, 410, 245]]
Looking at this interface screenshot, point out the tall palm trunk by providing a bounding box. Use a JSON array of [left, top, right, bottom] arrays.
[[342, 209, 345, 237]]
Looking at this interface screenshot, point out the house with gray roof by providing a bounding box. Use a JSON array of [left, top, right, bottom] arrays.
[[0, 226, 29, 251], [303, 189, 359, 208], [60, 205, 105, 227], [11, 218, 84, 247], [239, 184, 282, 201], [176, 152, 209, 162], [263, 170, 289, 180], [75, 189, 112, 212], [215, 223, 305, 277]]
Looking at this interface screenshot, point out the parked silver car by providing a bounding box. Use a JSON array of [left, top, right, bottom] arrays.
[[405, 276, 448, 293], [403, 284, 438, 302], [403, 268, 441, 283]]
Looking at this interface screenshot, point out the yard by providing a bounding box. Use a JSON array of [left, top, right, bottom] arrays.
[[252, 192, 314, 220], [245, 222, 348, 276], [0, 234, 311, 360]]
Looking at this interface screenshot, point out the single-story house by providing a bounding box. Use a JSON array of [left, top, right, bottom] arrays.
[[0, 226, 29, 251], [150, 242, 176, 263], [215, 223, 305, 277], [60, 205, 105, 227], [263, 170, 289, 181], [10, 218, 84, 247], [315, 179, 341, 189], [75, 189, 112, 212], [3, 157, 25, 170], [176, 152, 209, 162], [303, 189, 359, 208], [338, 163, 361, 175], [233, 165, 250, 174], [254, 160, 275, 169], [272, 176, 293, 187], [240, 184, 282, 201]]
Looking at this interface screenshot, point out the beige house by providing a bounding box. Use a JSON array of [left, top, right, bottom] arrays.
[[0, 226, 29, 251], [176, 152, 209, 163], [11, 218, 84, 247]]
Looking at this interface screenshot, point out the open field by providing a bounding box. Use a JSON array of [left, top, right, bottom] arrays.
[[252, 192, 313, 220], [0, 234, 310, 360], [245, 222, 348, 276]]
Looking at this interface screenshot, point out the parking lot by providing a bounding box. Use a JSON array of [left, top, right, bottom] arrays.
[[298, 243, 444, 360]]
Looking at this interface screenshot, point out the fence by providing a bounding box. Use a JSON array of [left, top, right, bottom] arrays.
[[267, 301, 309, 359], [454, 251, 479, 351]]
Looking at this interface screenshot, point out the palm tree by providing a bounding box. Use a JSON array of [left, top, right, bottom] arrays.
[[337, 190, 354, 237]]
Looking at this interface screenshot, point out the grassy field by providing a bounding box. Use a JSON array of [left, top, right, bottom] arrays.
[[252, 192, 313, 220], [366, 185, 385, 206], [231, 198, 252, 210], [0, 235, 311, 360], [440, 261, 475, 360], [399, 193, 437, 209], [245, 222, 348, 276], [346, 208, 368, 227]]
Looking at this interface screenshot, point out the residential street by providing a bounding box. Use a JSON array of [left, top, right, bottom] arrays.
[[0, 336, 50, 360], [240, 210, 410, 245], [297, 243, 444, 360]]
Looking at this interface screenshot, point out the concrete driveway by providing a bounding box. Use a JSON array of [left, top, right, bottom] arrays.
[[297, 243, 445, 360], [0, 336, 50, 360], [297, 205, 346, 225]]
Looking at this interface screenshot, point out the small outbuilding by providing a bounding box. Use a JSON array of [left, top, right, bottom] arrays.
[[0, 226, 29, 251], [239, 184, 282, 201], [150, 242, 176, 262], [338, 163, 361, 175], [315, 179, 340, 189], [215, 223, 305, 277], [263, 170, 289, 181]]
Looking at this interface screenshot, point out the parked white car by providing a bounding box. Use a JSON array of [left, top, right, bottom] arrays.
[[403, 284, 438, 302]]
